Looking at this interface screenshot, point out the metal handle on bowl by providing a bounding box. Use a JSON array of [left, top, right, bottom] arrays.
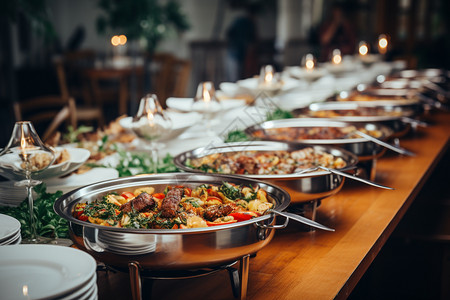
[[268, 210, 335, 231], [256, 215, 289, 230], [82, 227, 105, 253]]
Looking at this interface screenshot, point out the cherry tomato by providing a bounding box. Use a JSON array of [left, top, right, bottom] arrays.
[[79, 215, 89, 222], [206, 219, 238, 226], [121, 192, 135, 200], [152, 193, 166, 200], [229, 212, 260, 222]]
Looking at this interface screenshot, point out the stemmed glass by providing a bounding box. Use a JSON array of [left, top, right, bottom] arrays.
[[131, 94, 172, 173], [191, 81, 222, 136], [257, 65, 282, 97], [0, 121, 55, 244]]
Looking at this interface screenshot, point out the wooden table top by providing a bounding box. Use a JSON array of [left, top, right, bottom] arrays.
[[96, 111, 450, 300]]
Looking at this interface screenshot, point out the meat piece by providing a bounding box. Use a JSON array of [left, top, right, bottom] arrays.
[[236, 156, 258, 174], [203, 204, 233, 221], [120, 192, 155, 212], [160, 188, 183, 218]]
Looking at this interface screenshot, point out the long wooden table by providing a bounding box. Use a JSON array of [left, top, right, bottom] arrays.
[[96, 111, 450, 300]]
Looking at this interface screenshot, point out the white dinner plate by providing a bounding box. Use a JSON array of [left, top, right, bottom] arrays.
[[0, 213, 21, 243], [0, 244, 96, 300], [166, 97, 246, 113], [59, 273, 97, 300], [0, 147, 91, 181], [0, 230, 22, 246], [45, 167, 119, 194]]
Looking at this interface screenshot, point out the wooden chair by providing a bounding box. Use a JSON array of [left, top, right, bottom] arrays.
[[83, 68, 131, 116], [59, 50, 96, 106], [149, 53, 176, 105], [147, 53, 191, 107], [54, 58, 105, 127], [13, 96, 77, 142]]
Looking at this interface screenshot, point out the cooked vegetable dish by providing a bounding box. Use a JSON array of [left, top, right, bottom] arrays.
[[73, 182, 273, 229], [251, 126, 383, 140], [186, 147, 346, 175], [306, 107, 403, 118]]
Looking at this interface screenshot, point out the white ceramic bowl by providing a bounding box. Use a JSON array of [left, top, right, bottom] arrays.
[[119, 111, 203, 142], [0, 147, 90, 181]]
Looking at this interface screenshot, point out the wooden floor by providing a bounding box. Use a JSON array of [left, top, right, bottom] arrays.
[[349, 148, 450, 300]]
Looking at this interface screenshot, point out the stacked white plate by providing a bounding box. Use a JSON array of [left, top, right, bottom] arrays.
[[0, 213, 21, 245], [0, 244, 97, 300], [96, 229, 156, 255]]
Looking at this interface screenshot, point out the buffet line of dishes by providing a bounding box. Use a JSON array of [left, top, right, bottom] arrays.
[[1, 56, 449, 300]]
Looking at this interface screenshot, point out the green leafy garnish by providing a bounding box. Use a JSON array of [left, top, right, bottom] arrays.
[[88, 151, 179, 177], [224, 130, 250, 143], [266, 108, 294, 121], [63, 125, 94, 143], [0, 183, 68, 239], [219, 182, 241, 200]]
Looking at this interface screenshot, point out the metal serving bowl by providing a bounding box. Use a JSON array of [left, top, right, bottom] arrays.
[[245, 118, 393, 161], [54, 173, 290, 271], [293, 101, 418, 138], [173, 141, 358, 204]]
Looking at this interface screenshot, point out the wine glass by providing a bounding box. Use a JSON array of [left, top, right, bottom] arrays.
[[0, 121, 56, 244], [191, 81, 222, 136], [131, 94, 172, 173]]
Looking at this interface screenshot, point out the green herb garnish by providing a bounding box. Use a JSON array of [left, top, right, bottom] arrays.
[[0, 183, 68, 239], [266, 108, 294, 120], [63, 125, 94, 143], [219, 182, 241, 200], [224, 130, 250, 143]]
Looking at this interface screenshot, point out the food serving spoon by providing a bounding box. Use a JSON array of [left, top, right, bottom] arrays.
[[351, 130, 415, 156], [267, 209, 335, 231], [296, 166, 394, 190]]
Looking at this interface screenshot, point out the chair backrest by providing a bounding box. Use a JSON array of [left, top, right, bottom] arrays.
[[13, 96, 77, 142], [56, 50, 96, 105], [150, 53, 176, 105], [148, 53, 191, 106]]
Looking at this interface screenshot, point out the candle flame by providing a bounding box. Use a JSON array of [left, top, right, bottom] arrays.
[[378, 34, 388, 54], [264, 71, 273, 83], [23, 285, 28, 296], [332, 49, 342, 64], [305, 59, 315, 70], [359, 44, 368, 56], [332, 54, 342, 64], [146, 111, 155, 126], [202, 86, 211, 102]]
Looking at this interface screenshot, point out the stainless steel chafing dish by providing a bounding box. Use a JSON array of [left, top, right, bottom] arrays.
[[244, 118, 393, 161], [54, 173, 291, 271], [293, 101, 419, 137], [173, 141, 359, 204]]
